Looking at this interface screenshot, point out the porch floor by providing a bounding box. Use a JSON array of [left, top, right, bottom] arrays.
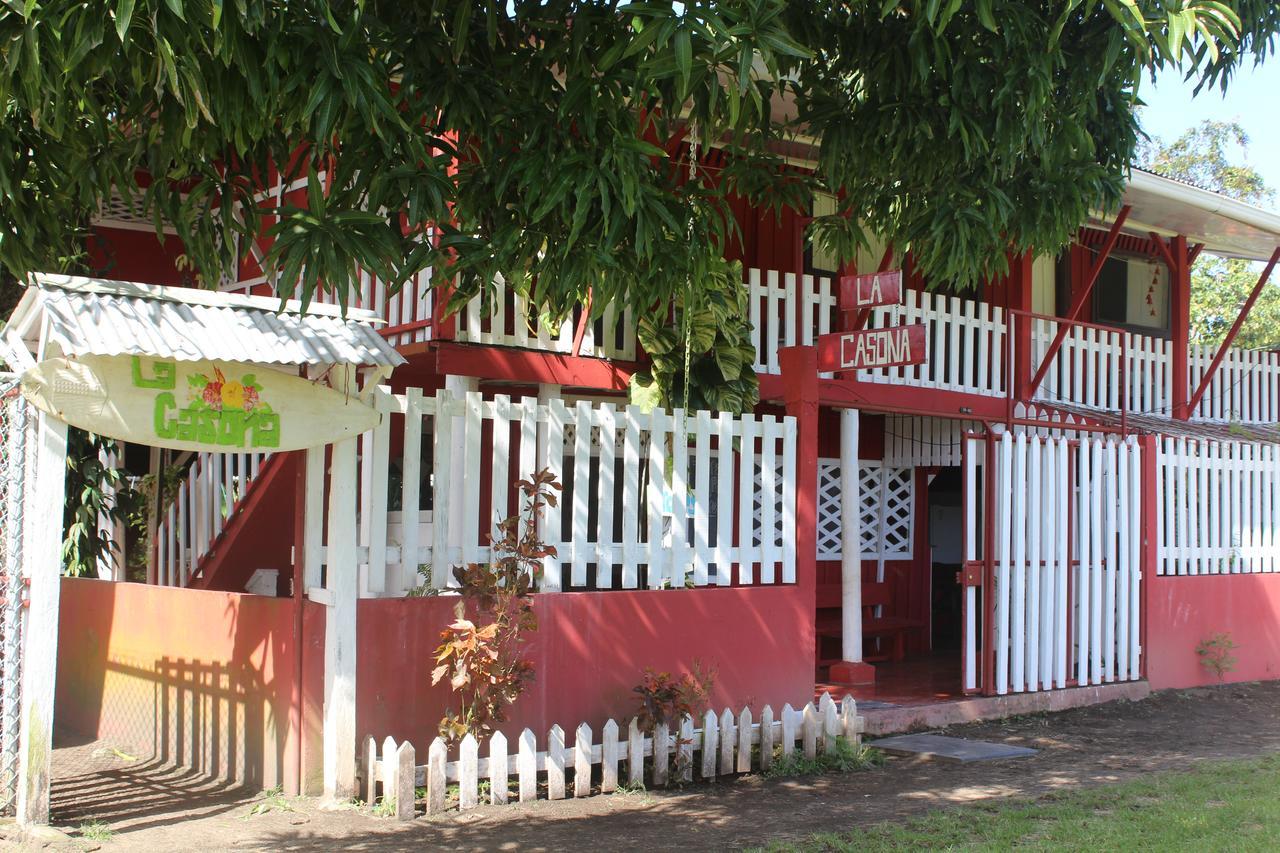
[[817, 652, 963, 707]]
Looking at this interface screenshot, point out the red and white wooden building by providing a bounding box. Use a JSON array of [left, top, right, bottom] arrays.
[[15, 157, 1280, 804]]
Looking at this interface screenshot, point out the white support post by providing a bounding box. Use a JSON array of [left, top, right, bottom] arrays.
[[444, 375, 478, 564], [323, 437, 359, 801], [839, 408, 864, 664], [16, 412, 68, 825]]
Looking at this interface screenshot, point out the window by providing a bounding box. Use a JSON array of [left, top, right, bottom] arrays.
[[1092, 255, 1169, 334]]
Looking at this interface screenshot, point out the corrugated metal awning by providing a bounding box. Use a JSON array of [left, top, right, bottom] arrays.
[[4, 274, 406, 368], [1039, 400, 1280, 445]]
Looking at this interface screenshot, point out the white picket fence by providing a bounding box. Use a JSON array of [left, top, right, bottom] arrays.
[[1029, 319, 1172, 416], [1157, 438, 1280, 575], [747, 268, 838, 375], [339, 388, 798, 596], [969, 433, 1143, 695], [454, 278, 637, 360], [364, 693, 865, 818], [1189, 344, 1280, 425], [155, 451, 267, 587]]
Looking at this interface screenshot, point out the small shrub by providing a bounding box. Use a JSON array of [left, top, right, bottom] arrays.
[[1197, 632, 1239, 681], [632, 662, 717, 733], [78, 820, 113, 842], [763, 740, 884, 779], [432, 470, 560, 743], [372, 796, 397, 818]]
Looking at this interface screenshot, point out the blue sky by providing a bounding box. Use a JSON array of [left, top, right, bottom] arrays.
[[1137, 60, 1280, 208]]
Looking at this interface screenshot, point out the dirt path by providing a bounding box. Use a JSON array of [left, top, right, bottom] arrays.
[[25, 682, 1280, 851]]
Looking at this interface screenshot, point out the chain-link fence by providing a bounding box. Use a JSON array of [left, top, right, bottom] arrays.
[[0, 373, 30, 815]]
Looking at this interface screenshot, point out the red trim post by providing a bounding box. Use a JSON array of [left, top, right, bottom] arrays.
[[1009, 252, 1035, 400], [290, 450, 307, 795], [1187, 246, 1280, 414], [1170, 235, 1193, 419], [1026, 206, 1131, 399], [779, 345, 820, 650]]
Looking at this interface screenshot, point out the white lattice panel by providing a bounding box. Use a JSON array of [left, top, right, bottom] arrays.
[[815, 458, 913, 561]]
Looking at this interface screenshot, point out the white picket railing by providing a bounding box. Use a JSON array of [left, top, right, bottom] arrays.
[[454, 278, 637, 360], [860, 290, 1006, 396], [223, 268, 436, 350], [1028, 319, 1172, 416], [341, 388, 798, 596], [747, 268, 838, 375], [1189, 344, 1280, 425], [155, 451, 267, 587], [1157, 438, 1280, 575], [365, 692, 865, 818]]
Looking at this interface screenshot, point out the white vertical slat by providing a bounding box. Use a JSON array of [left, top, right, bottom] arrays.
[[1116, 440, 1131, 681], [601, 718, 619, 794], [1128, 438, 1143, 676], [700, 710, 718, 779], [715, 412, 735, 586], [627, 718, 644, 787], [1009, 433, 1027, 693], [574, 723, 592, 798], [490, 394, 512, 544], [597, 403, 617, 588], [678, 716, 694, 783], [652, 722, 670, 787], [646, 408, 669, 589], [518, 729, 537, 803], [1195, 439, 1208, 575], [461, 391, 483, 568], [544, 398, 567, 591], [760, 416, 779, 584], [1038, 438, 1055, 690], [622, 406, 642, 589], [670, 409, 690, 589], [430, 388, 453, 589], [780, 703, 796, 757], [1055, 437, 1070, 688], [1103, 440, 1118, 683], [765, 270, 781, 374], [547, 725, 566, 800], [783, 272, 798, 349], [518, 396, 538, 580], [738, 415, 757, 585], [458, 734, 479, 810], [400, 389, 423, 592], [1025, 436, 1042, 693], [995, 432, 1013, 696], [781, 416, 798, 584], [571, 400, 592, 588], [693, 410, 712, 587], [490, 731, 508, 805], [759, 706, 775, 770], [366, 389, 394, 595], [749, 268, 764, 371], [1088, 440, 1104, 685], [1077, 440, 1092, 685]]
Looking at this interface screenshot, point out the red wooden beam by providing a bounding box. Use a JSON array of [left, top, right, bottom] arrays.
[[1024, 205, 1131, 399], [1186, 245, 1280, 414], [434, 340, 637, 390]]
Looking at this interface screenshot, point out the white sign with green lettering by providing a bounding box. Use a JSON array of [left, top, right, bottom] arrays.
[[21, 354, 380, 452]]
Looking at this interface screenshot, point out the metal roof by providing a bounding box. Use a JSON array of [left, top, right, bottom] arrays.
[[1038, 400, 1280, 445], [3, 274, 406, 368]]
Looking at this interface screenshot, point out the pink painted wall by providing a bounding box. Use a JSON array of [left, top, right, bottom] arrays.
[[1145, 573, 1280, 689], [56, 578, 326, 794], [357, 585, 814, 748]]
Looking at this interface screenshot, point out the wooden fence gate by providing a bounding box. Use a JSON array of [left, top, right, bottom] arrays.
[[962, 431, 1144, 696]]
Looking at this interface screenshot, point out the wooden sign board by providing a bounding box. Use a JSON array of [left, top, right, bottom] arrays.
[[816, 324, 927, 372], [839, 270, 902, 310], [21, 354, 380, 452]]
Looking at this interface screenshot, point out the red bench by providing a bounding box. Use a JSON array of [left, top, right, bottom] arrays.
[[815, 581, 924, 664]]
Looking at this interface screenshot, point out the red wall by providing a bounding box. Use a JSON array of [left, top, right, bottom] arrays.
[[87, 226, 189, 286], [56, 578, 326, 794], [357, 586, 814, 748], [1146, 573, 1280, 689]]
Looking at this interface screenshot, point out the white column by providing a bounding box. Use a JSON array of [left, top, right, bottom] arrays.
[[322, 437, 359, 801], [16, 412, 68, 825], [839, 408, 863, 663]]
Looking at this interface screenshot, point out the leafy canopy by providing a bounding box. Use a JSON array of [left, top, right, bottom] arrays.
[[1139, 119, 1279, 349], [1, 1, 1277, 322]]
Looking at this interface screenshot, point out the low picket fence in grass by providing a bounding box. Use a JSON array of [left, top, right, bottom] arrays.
[[363, 692, 865, 819]]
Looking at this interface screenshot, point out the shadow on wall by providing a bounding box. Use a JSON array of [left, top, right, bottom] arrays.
[[55, 578, 324, 796]]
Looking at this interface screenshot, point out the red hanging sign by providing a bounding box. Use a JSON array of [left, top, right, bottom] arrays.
[[816, 324, 927, 372], [839, 270, 902, 310]]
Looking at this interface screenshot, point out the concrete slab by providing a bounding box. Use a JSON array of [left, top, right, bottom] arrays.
[[870, 733, 1038, 762], [860, 679, 1151, 736]]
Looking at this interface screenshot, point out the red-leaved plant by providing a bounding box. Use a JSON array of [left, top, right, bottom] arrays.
[[431, 469, 560, 743], [633, 662, 717, 734]]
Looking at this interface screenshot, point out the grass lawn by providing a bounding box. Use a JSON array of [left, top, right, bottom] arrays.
[[766, 753, 1280, 851]]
